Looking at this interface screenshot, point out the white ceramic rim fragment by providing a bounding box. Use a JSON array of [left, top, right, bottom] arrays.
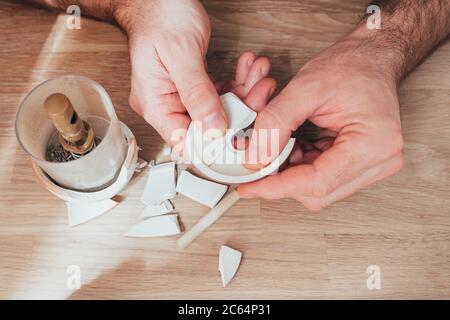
[[32, 122, 138, 203], [176, 170, 228, 208], [140, 200, 174, 219], [218, 245, 242, 287], [66, 199, 118, 227], [140, 162, 176, 206], [125, 214, 181, 238], [185, 93, 296, 184]]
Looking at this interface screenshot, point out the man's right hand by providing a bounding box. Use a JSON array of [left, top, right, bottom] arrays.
[[113, 0, 227, 145]]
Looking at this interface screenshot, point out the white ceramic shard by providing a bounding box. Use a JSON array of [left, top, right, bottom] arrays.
[[140, 200, 174, 219], [176, 170, 228, 208], [163, 145, 172, 156], [186, 92, 296, 184], [141, 162, 176, 206], [66, 199, 118, 227], [218, 245, 242, 287], [32, 123, 139, 203], [134, 158, 149, 172], [125, 214, 181, 238]]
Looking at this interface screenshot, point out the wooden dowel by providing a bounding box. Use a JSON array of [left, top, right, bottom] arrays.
[[177, 190, 240, 249]]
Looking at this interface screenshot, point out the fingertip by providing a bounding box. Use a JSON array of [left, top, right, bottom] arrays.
[[203, 109, 228, 134], [257, 56, 271, 78], [236, 51, 256, 84], [244, 57, 272, 94]]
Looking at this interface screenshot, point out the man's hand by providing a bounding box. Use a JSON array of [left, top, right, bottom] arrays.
[[239, 0, 450, 210], [116, 0, 227, 144], [239, 32, 404, 211]]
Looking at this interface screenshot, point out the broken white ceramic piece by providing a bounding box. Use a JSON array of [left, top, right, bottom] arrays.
[[66, 199, 118, 227], [190, 93, 257, 166], [176, 170, 228, 208], [218, 245, 242, 287], [163, 145, 172, 156], [134, 158, 149, 172], [141, 162, 176, 206], [125, 214, 181, 238], [186, 92, 296, 184], [140, 200, 174, 219]]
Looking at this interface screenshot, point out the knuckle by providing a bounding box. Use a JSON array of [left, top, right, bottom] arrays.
[[386, 132, 404, 157], [128, 93, 142, 114], [183, 77, 211, 103], [313, 181, 334, 198]]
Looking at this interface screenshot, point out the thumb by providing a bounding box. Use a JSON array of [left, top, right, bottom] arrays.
[[245, 79, 317, 169], [165, 51, 227, 134]]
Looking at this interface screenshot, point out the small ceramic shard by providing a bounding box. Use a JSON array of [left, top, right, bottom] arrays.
[[221, 92, 257, 129], [140, 200, 174, 219], [163, 145, 172, 156], [136, 158, 149, 169], [125, 214, 181, 238], [66, 199, 118, 227], [176, 170, 228, 208], [141, 162, 176, 206], [218, 245, 242, 287]]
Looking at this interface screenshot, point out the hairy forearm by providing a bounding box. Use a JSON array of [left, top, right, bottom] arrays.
[[352, 0, 450, 82]]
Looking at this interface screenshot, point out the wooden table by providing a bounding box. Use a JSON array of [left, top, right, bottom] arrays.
[[1, 0, 449, 299]]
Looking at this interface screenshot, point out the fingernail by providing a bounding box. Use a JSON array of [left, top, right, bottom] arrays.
[[261, 65, 270, 77], [247, 55, 256, 67], [267, 86, 276, 99], [203, 111, 227, 137]]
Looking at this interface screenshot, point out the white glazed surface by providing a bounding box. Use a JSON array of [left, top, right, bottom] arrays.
[[186, 92, 296, 184]]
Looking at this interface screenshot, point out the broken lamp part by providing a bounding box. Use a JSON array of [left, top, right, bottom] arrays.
[[44, 93, 98, 162], [125, 214, 181, 238], [219, 245, 242, 287], [66, 199, 118, 227], [140, 200, 174, 219], [141, 162, 177, 206], [176, 170, 228, 208], [186, 92, 296, 184]]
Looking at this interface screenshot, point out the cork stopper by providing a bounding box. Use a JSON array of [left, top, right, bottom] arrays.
[[44, 93, 95, 155]]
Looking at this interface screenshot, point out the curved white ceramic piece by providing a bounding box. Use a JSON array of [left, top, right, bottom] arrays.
[[140, 200, 174, 219], [125, 214, 181, 238], [186, 93, 295, 184], [141, 162, 176, 206], [218, 245, 242, 287], [176, 170, 228, 208], [32, 122, 138, 203], [67, 199, 118, 227]]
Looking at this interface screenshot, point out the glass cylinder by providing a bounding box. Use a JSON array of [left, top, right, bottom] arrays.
[[16, 75, 128, 192]]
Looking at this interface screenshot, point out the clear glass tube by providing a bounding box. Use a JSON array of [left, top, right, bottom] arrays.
[[16, 75, 128, 192]]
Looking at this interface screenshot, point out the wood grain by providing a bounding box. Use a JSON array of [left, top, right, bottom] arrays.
[[0, 0, 449, 299]]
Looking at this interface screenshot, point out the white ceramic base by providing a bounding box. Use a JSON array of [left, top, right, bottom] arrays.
[[31, 122, 139, 203]]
